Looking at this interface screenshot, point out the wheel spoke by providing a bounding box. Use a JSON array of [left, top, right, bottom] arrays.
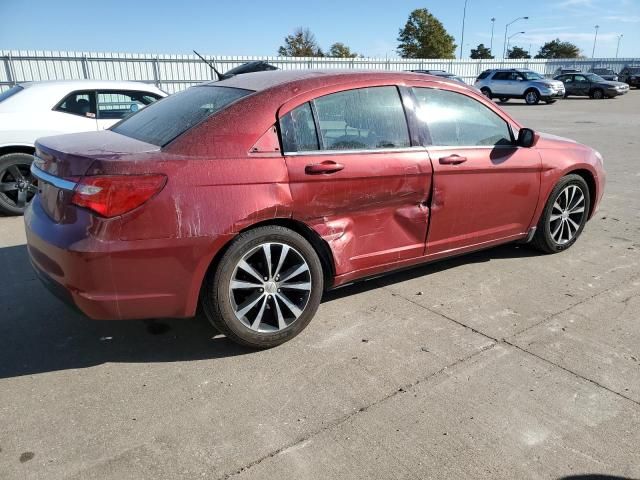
[[273, 245, 289, 278], [263, 244, 272, 278], [280, 263, 309, 283], [235, 292, 265, 320], [230, 280, 262, 290], [569, 192, 584, 210], [569, 206, 584, 215], [563, 187, 570, 209], [567, 217, 580, 233], [552, 202, 563, 213], [16, 190, 27, 208], [280, 281, 311, 291], [8, 165, 25, 181], [276, 292, 303, 319], [0, 182, 18, 192], [273, 295, 287, 330], [250, 296, 268, 330], [550, 213, 563, 221], [551, 219, 563, 239], [238, 259, 265, 283]]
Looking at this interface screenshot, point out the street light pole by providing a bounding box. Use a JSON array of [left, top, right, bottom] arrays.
[[591, 25, 599, 58], [616, 34, 623, 58], [490, 17, 496, 53], [460, 0, 469, 59], [503, 16, 529, 59], [506, 32, 525, 58]]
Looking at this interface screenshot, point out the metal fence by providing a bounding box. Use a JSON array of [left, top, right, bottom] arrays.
[[2, 50, 639, 93]]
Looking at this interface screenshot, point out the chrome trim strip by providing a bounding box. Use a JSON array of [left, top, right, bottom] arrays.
[[283, 146, 426, 156], [30, 163, 77, 191]]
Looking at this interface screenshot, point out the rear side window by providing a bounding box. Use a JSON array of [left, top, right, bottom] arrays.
[[314, 86, 410, 151], [476, 71, 491, 80], [111, 86, 252, 146], [0, 85, 24, 103], [55, 91, 97, 118], [491, 72, 511, 81], [413, 87, 512, 147], [279, 103, 319, 152], [97, 90, 160, 120]]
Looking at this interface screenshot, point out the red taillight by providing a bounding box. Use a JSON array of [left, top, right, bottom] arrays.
[[71, 174, 166, 218]]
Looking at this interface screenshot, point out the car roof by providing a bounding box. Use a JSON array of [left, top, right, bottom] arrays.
[[202, 69, 459, 93], [18, 79, 165, 92]]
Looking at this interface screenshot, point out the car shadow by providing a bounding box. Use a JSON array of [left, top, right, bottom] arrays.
[[557, 476, 638, 480], [1, 241, 541, 379]]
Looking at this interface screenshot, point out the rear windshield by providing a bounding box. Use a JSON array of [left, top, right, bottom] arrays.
[[0, 85, 24, 103], [111, 85, 253, 146]]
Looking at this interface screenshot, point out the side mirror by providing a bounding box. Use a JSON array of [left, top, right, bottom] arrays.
[[517, 128, 537, 148]]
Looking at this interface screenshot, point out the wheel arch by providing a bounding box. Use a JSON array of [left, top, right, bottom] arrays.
[[198, 218, 336, 311], [0, 145, 36, 158], [566, 168, 597, 219]]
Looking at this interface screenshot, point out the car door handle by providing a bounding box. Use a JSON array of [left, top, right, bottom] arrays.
[[305, 161, 345, 175], [439, 155, 467, 165]]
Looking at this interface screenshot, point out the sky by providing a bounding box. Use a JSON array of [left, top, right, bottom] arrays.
[[1, 0, 639, 58]]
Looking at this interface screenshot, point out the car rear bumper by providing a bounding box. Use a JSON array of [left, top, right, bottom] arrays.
[[24, 196, 230, 320]]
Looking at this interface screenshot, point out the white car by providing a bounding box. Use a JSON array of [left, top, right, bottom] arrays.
[[0, 80, 166, 214]]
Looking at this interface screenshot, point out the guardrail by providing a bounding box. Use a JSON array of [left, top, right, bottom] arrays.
[[2, 50, 638, 93]]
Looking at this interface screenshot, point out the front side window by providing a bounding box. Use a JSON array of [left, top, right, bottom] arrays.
[[313, 86, 410, 150], [111, 85, 252, 146], [413, 87, 512, 147], [0, 85, 24, 103], [574, 75, 589, 83], [55, 91, 97, 118], [520, 71, 544, 81], [97, 90, 161, 120]]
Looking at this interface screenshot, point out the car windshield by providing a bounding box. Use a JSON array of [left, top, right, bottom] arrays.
[[520, 71, 544, 80], [585, 73, 605, 82], [0, 85, 24, 103], [111, 85, 253, 147]]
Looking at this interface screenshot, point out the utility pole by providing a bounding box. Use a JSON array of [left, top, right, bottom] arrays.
[[490, 17, 496, 53], [591, 25, 599, 58], [460, 0, 469, 59], [616, 34, 623, 59]]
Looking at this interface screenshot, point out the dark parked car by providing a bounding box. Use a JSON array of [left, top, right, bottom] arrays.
[[409, 70, 466, 85], [554, 72, 629, 99], [26, 71, 605, 348], [554, 68, 583, 76], [589, 67, 618, 81], [618, 65, 640, 88]]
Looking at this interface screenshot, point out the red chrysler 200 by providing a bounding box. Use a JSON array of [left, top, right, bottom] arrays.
[[25, 71, 606, 348]]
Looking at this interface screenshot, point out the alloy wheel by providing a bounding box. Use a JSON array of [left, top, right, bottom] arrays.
[[525, 91, 539, 104], [0, 162, 37, 210], [228, 242, 312, 332], [549, 185, 586, 245]]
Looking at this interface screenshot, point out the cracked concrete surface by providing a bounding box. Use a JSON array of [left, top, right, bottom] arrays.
[[1, 92, 639, 479]]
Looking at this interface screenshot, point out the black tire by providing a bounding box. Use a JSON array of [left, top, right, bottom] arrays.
[[480, 87, 492, 99], [0, 152, 37, 216], [531, 174, 591, 254], [590, 88, 604, 99], [201, 226, 324, 348], [524, 89, 540, 105], [498, 97, 509, 103]]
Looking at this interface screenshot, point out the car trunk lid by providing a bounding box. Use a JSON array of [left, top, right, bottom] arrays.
[[33, 130, 160, 222]]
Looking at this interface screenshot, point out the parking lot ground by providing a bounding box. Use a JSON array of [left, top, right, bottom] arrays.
[[1, 92, 639, 480]]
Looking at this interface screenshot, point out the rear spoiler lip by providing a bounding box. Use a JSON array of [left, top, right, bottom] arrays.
[[31, 163, 77, 191]]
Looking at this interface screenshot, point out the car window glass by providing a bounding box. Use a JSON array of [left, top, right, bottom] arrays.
[[574, 75, 588, 83], [0, 85, 24, 103], [111, 85, 252, 147], [313, 86, 410, 151], [413, 87, 512, 147], [55, 91, 97, 118], [492, 72, 509, 81], [279, 102, 319, 152], [97, 90, 161, 120]]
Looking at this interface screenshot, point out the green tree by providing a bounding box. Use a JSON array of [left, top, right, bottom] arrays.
[[278, 28, 324, 57], [328, 42, 359, 58], [534, 39, 581, 59], [470, 43, 494, 59], [397, 8, 456, 58], [507, 46, 531, 59]]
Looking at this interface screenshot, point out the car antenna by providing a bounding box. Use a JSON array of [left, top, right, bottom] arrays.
[[193, 50, 223, 81]]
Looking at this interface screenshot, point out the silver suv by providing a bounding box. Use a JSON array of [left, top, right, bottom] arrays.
[[475, 69, 565, 105]]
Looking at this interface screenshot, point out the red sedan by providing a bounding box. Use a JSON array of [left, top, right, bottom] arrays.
[[25, 71, 605, 348]]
